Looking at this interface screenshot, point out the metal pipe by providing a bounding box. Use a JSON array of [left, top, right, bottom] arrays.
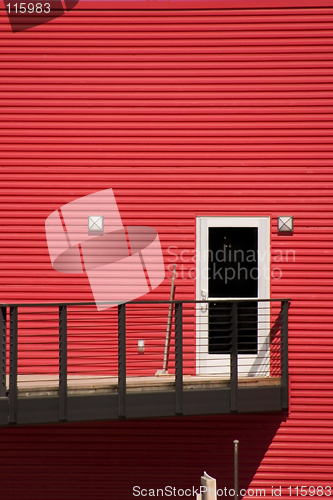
[[156, 263, 176, 375], [163, 263, 176, 372], [234, 439, 239, 500]]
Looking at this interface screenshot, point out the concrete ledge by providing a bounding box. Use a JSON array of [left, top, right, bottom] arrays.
[[15, 375, 281, 397], [6, 385, 284, 426]]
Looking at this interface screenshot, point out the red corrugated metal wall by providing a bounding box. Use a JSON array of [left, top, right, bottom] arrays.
[[0, 4, 333, 499]]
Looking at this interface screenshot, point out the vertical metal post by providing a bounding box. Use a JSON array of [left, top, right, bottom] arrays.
[[0, 307, 6, 398], [59, 305, 67, 422], [118, 303, 126, 418], [175, 302, 183, 416], [281, 300, 289, 410], [230, 302, 238, 412], [9, 306, 18, 424], [234, 439, 239, 500]]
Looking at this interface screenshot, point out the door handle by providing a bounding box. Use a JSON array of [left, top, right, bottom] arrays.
[[201, 290, 208, 312]]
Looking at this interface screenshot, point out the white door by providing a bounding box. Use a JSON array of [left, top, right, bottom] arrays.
[[196, 217, 270, 377]]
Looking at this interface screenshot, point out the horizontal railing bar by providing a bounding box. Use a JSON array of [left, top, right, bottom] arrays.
[[0, 298, 290, 307]]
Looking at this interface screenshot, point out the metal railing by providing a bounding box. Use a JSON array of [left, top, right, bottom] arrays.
[[0, 298, 289, 424]]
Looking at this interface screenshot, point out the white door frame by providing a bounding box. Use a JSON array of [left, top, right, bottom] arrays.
[[196, 216, 270, 377]]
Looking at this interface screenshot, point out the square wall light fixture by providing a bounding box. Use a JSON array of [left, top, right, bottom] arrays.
[[277, 216, 293, 232], [88, 215, 104, 233]]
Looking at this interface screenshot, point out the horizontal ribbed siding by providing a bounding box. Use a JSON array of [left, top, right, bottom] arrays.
[[0, 5, 333, 499]]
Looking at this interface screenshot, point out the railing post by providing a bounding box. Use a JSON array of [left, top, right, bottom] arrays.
[[281, 300, 289, 410], [0, 307, 6, 398], [9, 306, 18, 424], [118, 303, 126, 418], [59, 305, 68, 422], [230, 302, 238, 413], [175, 301, 183, 416]]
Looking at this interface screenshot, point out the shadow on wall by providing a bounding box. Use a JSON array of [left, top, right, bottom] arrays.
[[0, 412, 286, 500]]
